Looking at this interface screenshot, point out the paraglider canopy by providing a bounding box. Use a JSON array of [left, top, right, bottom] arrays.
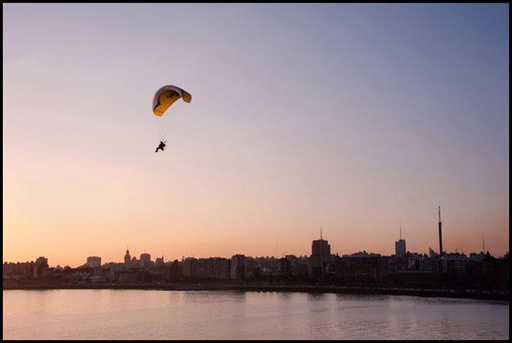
[[152, 85, 192, 117]]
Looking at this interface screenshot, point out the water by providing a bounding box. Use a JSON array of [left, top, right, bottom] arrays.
[[3, 289, 509, 340]]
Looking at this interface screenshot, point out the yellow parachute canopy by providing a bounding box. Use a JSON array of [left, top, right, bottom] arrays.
[[152, 85, 192, 117]]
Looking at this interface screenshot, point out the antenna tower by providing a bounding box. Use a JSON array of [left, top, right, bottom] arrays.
[[438, 206, 443, 257]]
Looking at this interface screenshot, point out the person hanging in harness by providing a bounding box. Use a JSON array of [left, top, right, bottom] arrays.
[[155, 140, 166, 153]]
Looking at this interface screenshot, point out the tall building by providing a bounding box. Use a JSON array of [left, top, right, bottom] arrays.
[[311, 229, 331, 261], [124, 248, 131, 267], [395, 222, 406, 257], [395, 240, 406, 257], [310, 229, 332, 281]]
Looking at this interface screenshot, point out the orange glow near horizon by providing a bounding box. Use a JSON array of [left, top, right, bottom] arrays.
[[3, 4, 509, 268]]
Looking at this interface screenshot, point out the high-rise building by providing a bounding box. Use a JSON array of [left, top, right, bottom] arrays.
[[395, 239, 406, 257], [310, 229, 332, 281], [124, 248, 131, 267], [395, 222, 406, 257], [311, 229, 331, 261]]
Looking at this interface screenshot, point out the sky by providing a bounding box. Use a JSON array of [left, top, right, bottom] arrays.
[[3, 3, 509, 268]]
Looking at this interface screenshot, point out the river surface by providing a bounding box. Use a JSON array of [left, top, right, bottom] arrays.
[[3, 289, 509, 340]]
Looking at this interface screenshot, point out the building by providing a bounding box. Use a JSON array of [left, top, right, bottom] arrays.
[[335, 251, 384, 284], [124, 249, 131, 267], [155, 256, 165, 267], [183, 257, 230, 279], [395, 240, 406, 258], [395, 223, 406, 258], [310, 229, 332, 282], [33, 256, 50, 279], [429, 247, 437, 258], [86, 256, 101, 268], [230, 254, 247, 280]]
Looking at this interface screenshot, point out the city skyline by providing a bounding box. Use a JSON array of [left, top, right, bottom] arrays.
[[6, 220, 507, 269], [3, 4, 509, 268]]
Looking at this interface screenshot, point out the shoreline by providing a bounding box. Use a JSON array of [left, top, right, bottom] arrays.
[[3, 284, 509, 301]]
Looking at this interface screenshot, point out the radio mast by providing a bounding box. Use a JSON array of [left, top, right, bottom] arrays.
[[438, 206, 443, 257]]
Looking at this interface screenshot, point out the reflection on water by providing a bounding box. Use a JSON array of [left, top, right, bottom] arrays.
[[276, 291, 293, 302], [181, 290, 247, 304], [3, 290, 509, 340], [307, 292, 327, 301]]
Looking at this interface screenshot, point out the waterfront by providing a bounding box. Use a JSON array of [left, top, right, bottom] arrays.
[[3, 289, 509, 340], [3, 282, 509, 301]]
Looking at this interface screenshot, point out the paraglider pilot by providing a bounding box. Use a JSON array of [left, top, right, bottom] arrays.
[[155, 141, 166, 153]]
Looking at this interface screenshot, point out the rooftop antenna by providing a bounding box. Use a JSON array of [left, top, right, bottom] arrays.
[[483, 233, 485, 253], [320, 226, 323, 240], [399, 221, 402, 240]]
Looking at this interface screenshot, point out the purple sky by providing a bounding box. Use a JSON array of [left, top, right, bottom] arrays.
[[3, 4, 509, 267]]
